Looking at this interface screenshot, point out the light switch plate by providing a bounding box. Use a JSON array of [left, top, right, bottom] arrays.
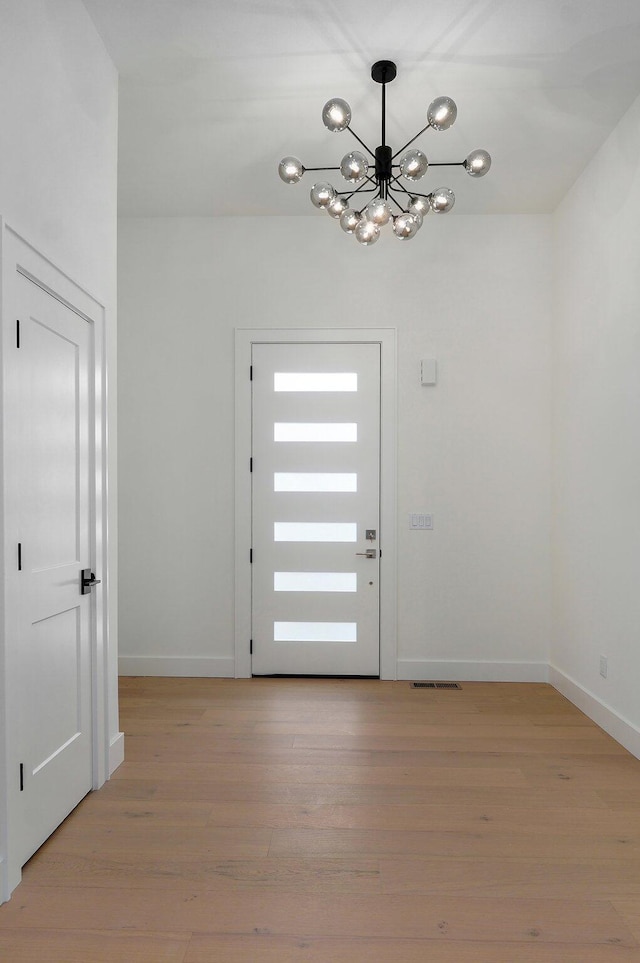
[[409, 513, 433, 530]]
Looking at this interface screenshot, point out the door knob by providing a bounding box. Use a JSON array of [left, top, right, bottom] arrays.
[[81, 568, 101, 595], [355, 548, 377, 558]]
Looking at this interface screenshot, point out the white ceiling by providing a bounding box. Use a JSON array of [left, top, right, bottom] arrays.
[[82, 0, 640, 216]]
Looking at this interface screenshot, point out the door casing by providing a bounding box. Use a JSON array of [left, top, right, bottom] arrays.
[[0, 220, 111, 901], [234, 328, 397, 680]]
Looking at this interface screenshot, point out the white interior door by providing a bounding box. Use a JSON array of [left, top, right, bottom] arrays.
[[251, 342, 380, 675], [14, 275, 94, 865]]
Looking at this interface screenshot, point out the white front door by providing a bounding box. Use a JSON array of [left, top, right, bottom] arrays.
[[14, 275, 94, 865], [251, 342, 381, 676]]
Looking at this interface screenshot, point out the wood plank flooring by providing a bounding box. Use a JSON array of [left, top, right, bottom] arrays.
[[2, 677, 640, 961]]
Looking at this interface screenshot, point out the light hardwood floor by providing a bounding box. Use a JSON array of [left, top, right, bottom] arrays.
[[1, 677, 640, 961]]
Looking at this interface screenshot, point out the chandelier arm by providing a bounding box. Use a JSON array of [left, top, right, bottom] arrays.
[[391, 123, 432, 160], [388, 175, 431, 201], [338, 177, 378, 200], [388, 175, 412, 196], [343, 175, 378, 197], [386, 189, 408, 214], [346, 126, 376, 158], [339, 185, 380, 202], [304, 166, 342, 172], [429, 161, 466, 167]]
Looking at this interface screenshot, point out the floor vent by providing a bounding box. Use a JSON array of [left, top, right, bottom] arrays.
[[412, 681, 462, 690]]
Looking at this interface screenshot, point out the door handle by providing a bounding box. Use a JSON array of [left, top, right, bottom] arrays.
[[355, 548, 377, 558], [81, 568, 101, 595]]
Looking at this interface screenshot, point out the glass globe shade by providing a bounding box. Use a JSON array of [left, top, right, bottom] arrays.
[[322, 98, 352, 132], [355, 219, 380, 246], [340, 151, 369, 183], [399, 149, 428, 181], [340, 209, 361, 234], [430, 187, 455, 214], [327, 195, 349, 219], [366, 198, 392, 226], [278, 156, 304, 184], [409, 195, 430, 218], [427, 96, 457, 131], [310, 182, 336, 209], [465, 149, 492, 177], [392, 213, 420, 240]]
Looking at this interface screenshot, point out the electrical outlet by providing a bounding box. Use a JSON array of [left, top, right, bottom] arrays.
[[599, 656, 608, 679]]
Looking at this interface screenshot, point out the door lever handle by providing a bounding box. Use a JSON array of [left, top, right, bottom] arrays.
[[81, 568, 101, 595], [355, 548, 377, 558]]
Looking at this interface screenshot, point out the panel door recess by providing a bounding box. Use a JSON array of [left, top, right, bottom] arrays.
[[251, 342, 381, 676], [15, 275, 94, 867]]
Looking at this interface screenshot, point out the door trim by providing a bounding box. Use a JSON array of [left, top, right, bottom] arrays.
[[0, 220, 111, 900], [234, 328, 397, 680]]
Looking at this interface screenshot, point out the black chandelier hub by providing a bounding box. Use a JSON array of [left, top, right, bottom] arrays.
[[375, 145, 393, 182], [371, 60, 397, 85]]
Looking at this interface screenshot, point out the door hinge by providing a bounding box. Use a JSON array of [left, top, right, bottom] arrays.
[[250, 548, 253, 563], [379, 549, 383, 558], [17, 542, 22, 571], [250, 639, 253, 654], [250, 365, 253, 381], [16, 319, 20, 349], [250, 457, 253, 472], [19, 763, 24, 792]]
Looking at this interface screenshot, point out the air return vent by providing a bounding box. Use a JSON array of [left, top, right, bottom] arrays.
[[412, 682, 462, 689]]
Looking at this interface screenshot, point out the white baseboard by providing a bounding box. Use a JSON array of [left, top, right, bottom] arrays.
[[549, 666, 640, 760], [109, 732, 125, 775], [396, 660, 550, 683], [118, 656, 235, 678]]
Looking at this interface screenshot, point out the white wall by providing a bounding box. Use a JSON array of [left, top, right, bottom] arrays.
[[0, 1, 117, 300], [0, 0, 119, 895], [118, 214, 553, 679], [551, 92, 640, 754]]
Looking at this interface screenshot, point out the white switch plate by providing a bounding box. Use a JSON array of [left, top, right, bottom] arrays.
[[421, 359, 437, 386], [599, 655, 608, 678], [409, 513, 433, 530]]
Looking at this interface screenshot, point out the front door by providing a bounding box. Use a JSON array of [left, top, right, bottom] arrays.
[[251, 342, 380, 675], [14, 274, 94, 866]]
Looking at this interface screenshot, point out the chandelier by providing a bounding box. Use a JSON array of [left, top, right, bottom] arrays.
[[278, 60, 491, 245]]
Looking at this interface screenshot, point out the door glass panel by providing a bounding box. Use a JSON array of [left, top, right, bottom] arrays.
[[274, 423, 357, 442], [274, 472, 358, 492], [274, 372, 358, 392], [274, 572, 357, 593], [274, 621, 357, 642], [274, 522, 357, 542]]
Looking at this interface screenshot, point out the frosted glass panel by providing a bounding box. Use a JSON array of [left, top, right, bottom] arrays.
[[274, 522, 357, 542], [274, 621, 357, 642], [274, 472, 358, 493], [274, 372, 357, 392], [274, 572, 357, 593], [274, 423, 357, 442]]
